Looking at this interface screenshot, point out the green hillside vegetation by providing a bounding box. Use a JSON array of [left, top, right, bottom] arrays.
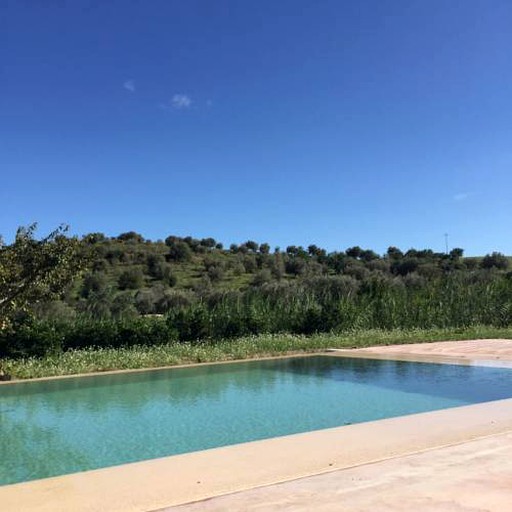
[[1, 229, 512, 361], [32, 231, 511, 321]]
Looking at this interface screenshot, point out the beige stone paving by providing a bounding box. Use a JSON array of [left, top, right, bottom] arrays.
[[167, 432, 512, 512], [358, 338, 512, 360], [166, 339, 512, 512]]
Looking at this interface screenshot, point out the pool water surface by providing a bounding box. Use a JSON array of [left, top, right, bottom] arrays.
[[1, 355, 512, 486]]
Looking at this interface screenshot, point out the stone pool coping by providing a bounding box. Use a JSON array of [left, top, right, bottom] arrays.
[[0, 352, 317, 385], [2, 340, 512, 512], [167, 430, 512, 511], [2, 337, 512, 386]]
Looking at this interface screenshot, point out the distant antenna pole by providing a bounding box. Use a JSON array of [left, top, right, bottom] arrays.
[[444, 233, 449, 254]]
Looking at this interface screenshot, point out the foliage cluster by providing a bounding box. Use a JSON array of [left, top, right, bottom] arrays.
[[4, 326, 512, 380], [0, 225, 85, 327], [2, 272, 512, 358], [1, 229, 512, 361], [24, 231, 512, 323]]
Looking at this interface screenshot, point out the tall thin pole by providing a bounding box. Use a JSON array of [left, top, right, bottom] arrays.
[[444, 233, 449, 254]]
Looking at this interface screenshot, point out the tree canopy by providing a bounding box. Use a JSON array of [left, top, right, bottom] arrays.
[[0, 224, 85, 327], [1, 226, 510, 325]]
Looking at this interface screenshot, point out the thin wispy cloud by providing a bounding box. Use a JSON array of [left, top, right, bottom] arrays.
[[159, 94, 193, 111], [171, 94, 192, 109], [453, 193, 469, 202], [123, 80, 135, 93]]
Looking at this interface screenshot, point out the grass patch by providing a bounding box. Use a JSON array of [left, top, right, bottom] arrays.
[[3, 325, 512, 380]]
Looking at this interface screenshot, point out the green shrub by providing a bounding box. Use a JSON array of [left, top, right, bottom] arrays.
[[118, 268, 144, 290], [3, 273, 512, 358], [0, 320, 63, 358]]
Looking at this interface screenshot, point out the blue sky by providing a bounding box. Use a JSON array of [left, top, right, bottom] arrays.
[[1, 0, 511, 255]]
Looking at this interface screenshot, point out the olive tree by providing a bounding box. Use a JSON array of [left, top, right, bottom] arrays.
[[481, 252, 509, 270], [0, 224, 85, 327]]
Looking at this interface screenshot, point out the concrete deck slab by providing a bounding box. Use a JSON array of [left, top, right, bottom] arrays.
[[166, 338, 512, 512], [168, 431, 512, 512], [357, 338, 512, 360]]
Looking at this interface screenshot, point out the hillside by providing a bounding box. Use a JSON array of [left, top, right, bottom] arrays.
[[32, 231, 510, 322]]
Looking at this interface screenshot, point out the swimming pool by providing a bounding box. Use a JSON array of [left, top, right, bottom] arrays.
[[2, 355, 512, 486]]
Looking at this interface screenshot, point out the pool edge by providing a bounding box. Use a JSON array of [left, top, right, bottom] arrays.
[[2, 337, 512, 386], [2, 364, 512, 512], [0, 352, 315, 385]]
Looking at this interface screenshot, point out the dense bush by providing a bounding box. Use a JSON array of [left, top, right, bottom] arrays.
[[118, 268, 144, 290], [0, 318, 177, 358], [2, 271, 512, 358], [2, 231, 512, 359], [481, 252, 509, 270]]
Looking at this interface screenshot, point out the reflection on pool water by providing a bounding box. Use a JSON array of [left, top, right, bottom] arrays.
[[1, 355, 512, 486]]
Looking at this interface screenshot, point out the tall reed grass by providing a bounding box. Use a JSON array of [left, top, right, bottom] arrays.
[[1, 272, 511, 358]]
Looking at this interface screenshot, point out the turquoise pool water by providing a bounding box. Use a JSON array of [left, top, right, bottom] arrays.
[[1, 355, 512, 486]]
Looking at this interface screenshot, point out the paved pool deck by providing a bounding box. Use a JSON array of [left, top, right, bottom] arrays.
[[167, 339, 512, 512], [168, 431, 512, 512], [2, 339, 512, 512], [357, 338, 512, 360]]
